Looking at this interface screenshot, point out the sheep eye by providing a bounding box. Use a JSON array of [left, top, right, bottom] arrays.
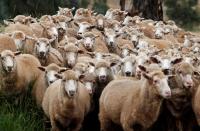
[[178, 71, 182, 74], [154, 80, 158, 83]]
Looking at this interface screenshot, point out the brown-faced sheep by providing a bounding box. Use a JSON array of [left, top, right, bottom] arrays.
[[0, 50, 41, 102], [42, 70, 91, 131], [32, 63, 66, 107], [99, 66, 171, 131]]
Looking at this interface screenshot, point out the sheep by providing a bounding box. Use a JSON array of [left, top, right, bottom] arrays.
[[33, 38, 64, 66], [58, 43, 83, 68], [42, 70, 91, 131], [4, 15, 37, 26], [103, 28, 121, 53], [166, 62, 197, 117], [78, 32, 109, 53], [0, 34, 17, 53], [74, 8, 95, 23], [0, 50, 41, 102], [57, 7, 74, 18], [99, 65, 171, 131], [32, 63, 66, 107]]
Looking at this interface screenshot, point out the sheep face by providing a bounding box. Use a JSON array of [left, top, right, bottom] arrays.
[[104, 28, 119, 48], [47, 26, 58, 39], [35, 39, 51, 59], [65, 52, 78, 68], [95, 67, 110, 83], [63, 79, 78, 97], [38, 64, 66, 85], [83, 36, 95, 51], [152, 75, 171, 99], [121, 57, 136, 77], [57, 70, 80, 98], [96, 18, 104, 30], [140, 66, 171, 99], [11, 31, 26, 50], [175, 63, 195, 88], [0, 50, 21, 73], [79, 74, 96, 94]]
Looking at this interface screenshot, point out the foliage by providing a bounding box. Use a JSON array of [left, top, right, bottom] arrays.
[[165, 0, 200, 30], [93, 0, 109, 15]]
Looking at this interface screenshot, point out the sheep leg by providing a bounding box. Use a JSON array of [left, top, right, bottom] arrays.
[[99, 110, 113, 131]]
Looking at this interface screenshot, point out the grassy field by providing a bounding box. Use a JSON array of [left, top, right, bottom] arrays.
[[0, 91, 44, 131]]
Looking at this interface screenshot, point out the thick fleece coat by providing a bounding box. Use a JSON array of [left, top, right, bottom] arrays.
[[42, 70, 91, 131]]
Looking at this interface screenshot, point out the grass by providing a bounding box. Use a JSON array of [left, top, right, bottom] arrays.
[[0, 90, 44, 131]]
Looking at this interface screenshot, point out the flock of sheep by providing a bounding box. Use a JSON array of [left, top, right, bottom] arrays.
[[0, 7, 200, 131]]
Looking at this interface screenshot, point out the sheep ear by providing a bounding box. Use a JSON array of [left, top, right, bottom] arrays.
[[138, 65, 147, 72], [38, 66, 46, 72], [193, 71, 200, 78], [14, 51, 21, 56], [89, 62, 95, 67], [171, 58, 183, 65], [110, 62, 118, 67], [88, 25, 96, 30], [150, 56, 160, 63], [142, 73, 152, 81], [79, 74, 85, 81], [59, 68, 69, 73], [74, 22, 79, 27], [78, 49, 84, 54], [55, 74, 62, 79], [58, 7, 62, 10]]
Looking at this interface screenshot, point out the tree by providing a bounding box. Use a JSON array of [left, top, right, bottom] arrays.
[[120, 0, 163, 21]]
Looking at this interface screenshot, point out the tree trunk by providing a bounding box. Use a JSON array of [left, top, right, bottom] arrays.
[[120, 0, 163, 21]]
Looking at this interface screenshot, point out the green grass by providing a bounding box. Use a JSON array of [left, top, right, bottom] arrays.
[[0, 91, 44, 131]]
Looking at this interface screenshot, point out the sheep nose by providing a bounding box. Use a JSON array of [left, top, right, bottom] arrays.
[[165, 91, 171, 98], [125, 71, 131, 76], [110, 41, 114, 46], [7, 66, 13, 72], [69, 90, 76, 96], [186, 82, 193, 88], [100, 75, 106, 81], [40, 51, 45, 57]]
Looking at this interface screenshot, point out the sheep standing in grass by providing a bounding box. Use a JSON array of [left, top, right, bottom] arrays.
[[99, 66, 171, 131], [42, 70, 91, 131], [0, 50, 41, 102]]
